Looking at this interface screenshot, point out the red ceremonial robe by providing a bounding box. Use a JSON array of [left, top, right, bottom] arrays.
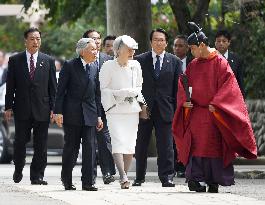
[[172, 52, 257, 167]]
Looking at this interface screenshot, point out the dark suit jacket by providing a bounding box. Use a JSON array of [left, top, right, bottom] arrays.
[[135, 51, 182, 122], [227, 51, 245, 97], [99, 52, 112, 69], [54, 57, 101, 126], [5, 51, 56, 121]]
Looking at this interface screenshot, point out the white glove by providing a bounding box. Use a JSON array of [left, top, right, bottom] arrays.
[[126, 88, 138, 97]]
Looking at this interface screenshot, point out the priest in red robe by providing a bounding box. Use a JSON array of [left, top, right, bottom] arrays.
[[172, 22, 257, 193]]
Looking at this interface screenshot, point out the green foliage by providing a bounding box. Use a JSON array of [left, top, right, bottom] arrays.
[[232, 18, 265, 99], [0, 17, 28, 52], [0, 0, 106, 59]]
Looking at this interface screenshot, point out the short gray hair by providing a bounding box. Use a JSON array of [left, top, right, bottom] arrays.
[[113, 35, 138, 57], [76, 38, 95, 56]]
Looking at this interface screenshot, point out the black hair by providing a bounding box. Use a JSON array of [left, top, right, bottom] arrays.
[[82, 29, 101, 38], [215, 29, 231, 41], [24, 27, 41, 39], [187, 22, 208, 46], [149, 28, 169, 42], [103, 35, 116, 46], [174, 35, 188, 43]]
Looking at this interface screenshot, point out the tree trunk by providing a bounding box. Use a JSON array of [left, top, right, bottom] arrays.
[[106, 0, 152, 54], [192, 0, 210, 27], [168, 0, 191, 34]]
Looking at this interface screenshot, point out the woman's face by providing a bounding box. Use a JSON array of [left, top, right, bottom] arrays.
[[118, 45, 135, 60]]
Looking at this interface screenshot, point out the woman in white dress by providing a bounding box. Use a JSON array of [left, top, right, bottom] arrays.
[[99, 35, 143, 189]]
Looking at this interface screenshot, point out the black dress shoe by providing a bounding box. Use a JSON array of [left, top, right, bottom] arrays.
[[162, 180, 175, 187], [31, 179, 48, 185], [13, 170, 23, 183], [63, 183, 76, 190], [82, 184, 98, 191], [188, 180, 206, 192], [208, 183, 219, 193], [103, 174, 115, 184], [132, 179, 145, 186]]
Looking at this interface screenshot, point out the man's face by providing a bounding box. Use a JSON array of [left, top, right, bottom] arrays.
[[173, 38, 189, 59], [189, 45, 200, 58], [87, 31, 101, 51], [82, 42, 98, 63], [104, 39, 114, 56], [150, 31, 168, 55], [215, 35, 230, 55], [24, 31, 41, 54]]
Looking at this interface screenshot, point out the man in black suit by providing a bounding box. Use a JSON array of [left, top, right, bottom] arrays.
[[4, 28, 56, 185], [83, 29, 116, 184], [133, 28, 182, 187], [173, 35, 193, 73], [172, 34, 192, 178], [54, 38, 103, 191], [215, 29, 245, 97]]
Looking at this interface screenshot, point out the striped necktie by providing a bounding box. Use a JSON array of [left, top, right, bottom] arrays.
[[29, 54, 35, 80]]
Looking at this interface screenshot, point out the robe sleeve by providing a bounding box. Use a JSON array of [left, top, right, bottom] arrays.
[[210, 59, 257, 166]]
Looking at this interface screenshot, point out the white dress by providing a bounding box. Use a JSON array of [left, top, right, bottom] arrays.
[[99, 59, 143, 154]]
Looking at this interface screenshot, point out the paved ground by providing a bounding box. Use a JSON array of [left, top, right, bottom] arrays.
[[1, 158, 265, 205]]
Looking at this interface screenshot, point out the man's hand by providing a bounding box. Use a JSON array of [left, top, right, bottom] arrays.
[[96, 117, 103, 131], [55, 114, 63, 127], [209, 104, 216, 112], [4, 109, 12, 122], [50, 111, 55, 123], [183, 101, 193, 108]]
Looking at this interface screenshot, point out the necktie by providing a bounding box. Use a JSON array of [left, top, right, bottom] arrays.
[[85, 64, 90, 78], [95, 60, 99, 70], [29, 54, 35, 80], [154, 55, 160, 79]]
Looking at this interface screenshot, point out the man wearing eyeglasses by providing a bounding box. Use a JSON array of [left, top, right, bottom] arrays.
[[83, 29, 116, 185], [133, 28, 182, 187]]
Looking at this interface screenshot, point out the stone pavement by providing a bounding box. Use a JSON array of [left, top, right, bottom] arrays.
[[15, 181, 265, 205], [1, 157, 265, 205]]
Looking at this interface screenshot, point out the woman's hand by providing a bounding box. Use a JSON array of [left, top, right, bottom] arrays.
[[183, 101, 193, 108]]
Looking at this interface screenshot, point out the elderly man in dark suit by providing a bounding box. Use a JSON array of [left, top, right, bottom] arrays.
[[215, 29, 245, 98], [54, 38, 103, 191], [133, 28, 182, 187], [4, 27, 57, 185], [83, 29, 116, 184]]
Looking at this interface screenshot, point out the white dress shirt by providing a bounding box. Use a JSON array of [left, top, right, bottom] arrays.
[[181, 56, 187, 73], [223, 50, 228, 59], [26, 50, 38, 72], [152, 50, 165, 70]]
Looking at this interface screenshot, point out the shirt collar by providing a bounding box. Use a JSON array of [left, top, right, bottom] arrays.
[[181, 56, 187, 63], [223, 50, 228, 59], [152, 49, 165, 60], [80, 58, 88, 68], [26, 50, 38, 60], [96, 52, 100, 60]]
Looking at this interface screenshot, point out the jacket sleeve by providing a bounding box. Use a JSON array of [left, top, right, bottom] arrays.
[[95, 70, 101, 117], [48, 57, 57, 111], [5, 57, 15, 110], [54, 61, 70, 114]]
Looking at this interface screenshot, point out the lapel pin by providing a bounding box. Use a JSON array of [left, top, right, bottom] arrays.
[[167, 60, 170, 63]]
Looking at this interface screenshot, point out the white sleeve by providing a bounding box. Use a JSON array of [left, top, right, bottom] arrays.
[[134, 61, 145, 103], [99, 62, 117, 111]]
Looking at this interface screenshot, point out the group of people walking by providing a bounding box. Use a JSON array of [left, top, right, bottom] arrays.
[[4, 22, 257, 193]]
